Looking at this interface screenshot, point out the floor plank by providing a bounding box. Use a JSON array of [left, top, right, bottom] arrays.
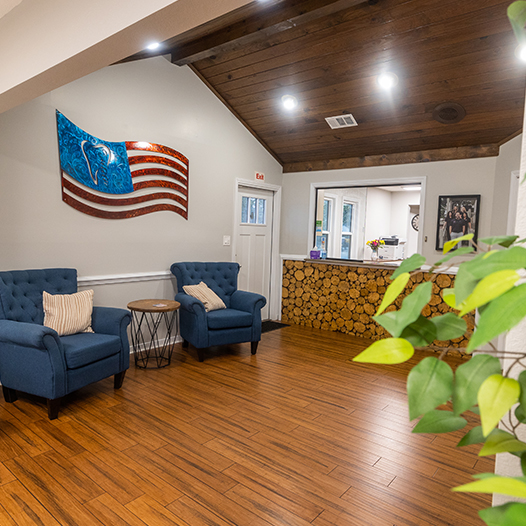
[[0, 324, 492, 525]]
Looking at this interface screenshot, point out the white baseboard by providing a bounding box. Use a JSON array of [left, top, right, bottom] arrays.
[[129, 334, 182, 354]]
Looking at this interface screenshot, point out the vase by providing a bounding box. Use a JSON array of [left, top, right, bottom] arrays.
[[371, 249, 379, 261]]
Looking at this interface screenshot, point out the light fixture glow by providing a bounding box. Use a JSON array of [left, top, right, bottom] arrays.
[[516, 44, 526, 62], [281, 94, 298, 110], [146, 42, 160, 51], [377, 72, 399, 90]]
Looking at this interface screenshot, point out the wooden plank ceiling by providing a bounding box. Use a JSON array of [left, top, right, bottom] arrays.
[[122, 0, 526, 172]]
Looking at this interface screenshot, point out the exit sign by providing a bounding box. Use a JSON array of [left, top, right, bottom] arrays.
[[255, 172, 265, 181]]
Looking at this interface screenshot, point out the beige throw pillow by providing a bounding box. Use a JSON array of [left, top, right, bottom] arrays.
[[183, 282, 226, 312], [43, 289, 95, 336]]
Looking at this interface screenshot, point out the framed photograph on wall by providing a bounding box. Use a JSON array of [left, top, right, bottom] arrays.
[[435, 194, 480, 251]]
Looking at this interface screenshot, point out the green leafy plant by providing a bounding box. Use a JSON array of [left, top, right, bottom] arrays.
[[352, 5, 526, 522], [353, 234, 526, 524]]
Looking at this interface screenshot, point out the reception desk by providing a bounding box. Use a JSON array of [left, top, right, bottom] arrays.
[[281, 259, 472, 351]]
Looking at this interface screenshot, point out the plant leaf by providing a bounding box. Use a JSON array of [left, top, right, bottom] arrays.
[[457, 426, 485, 447], [352, 338, 414, 365], [376, 272, 410, 315], [479, 429, 526, 456], [478, 374, 520, 436], [390, 254, 426, 281], [519, 370, 526, 408], [458, 270, 520, 317], [479, 502, 526, 526], [515, 405, 526, 424], [400, 315, 437, 347], [429, 313, 466, 341], [453, 475, 526, 499], [468, 284, 526, 352], [413, 410, 466, 434], [508, 1, 526, 44], [454, 246, 526, 305], [444, 234, 474, 254], [453, 354, 502, 416], [442, 288, 457, 309], [373, 281, 433, 337], [522, 453, 526, 476], [479, 235, 520, 248], [407, 356, 453, 420]]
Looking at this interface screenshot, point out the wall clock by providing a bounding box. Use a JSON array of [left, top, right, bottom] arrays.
[[411, 214, 419, 231]]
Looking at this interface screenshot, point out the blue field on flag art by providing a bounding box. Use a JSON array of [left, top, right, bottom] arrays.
[[56, 111, 134, 194]]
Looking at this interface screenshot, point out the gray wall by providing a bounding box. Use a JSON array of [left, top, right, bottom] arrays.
[[280, 144, 521, 264], [0, 56, 283, 307]]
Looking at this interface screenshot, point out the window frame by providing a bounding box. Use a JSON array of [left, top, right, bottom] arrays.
[[309, 178, 425, 262]]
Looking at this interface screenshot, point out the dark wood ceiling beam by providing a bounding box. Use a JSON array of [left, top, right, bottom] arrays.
[[282, 145, 501, 173], [170, 0, 367, 66]]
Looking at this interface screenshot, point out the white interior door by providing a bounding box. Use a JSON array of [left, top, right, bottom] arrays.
[[236, 186, 273, 320]]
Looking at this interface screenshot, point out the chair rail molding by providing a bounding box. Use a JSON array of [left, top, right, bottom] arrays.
[[78, 270, 172, 287]]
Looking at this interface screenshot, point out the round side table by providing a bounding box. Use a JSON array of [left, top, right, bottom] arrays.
[[127, 299, 180, 369]]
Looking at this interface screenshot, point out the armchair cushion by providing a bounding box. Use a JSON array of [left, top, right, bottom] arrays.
[[43, 289, 94, 336], [61, 332, 122, 369], [207, 309, 253, 330], [183, 282, 226, 312]]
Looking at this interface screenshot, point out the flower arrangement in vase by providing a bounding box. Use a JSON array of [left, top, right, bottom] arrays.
[[366, 238, 385, 260]]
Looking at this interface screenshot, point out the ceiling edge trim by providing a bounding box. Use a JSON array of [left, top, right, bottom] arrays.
[[282, 145, 500, 173], [497, 129, 522, 146]]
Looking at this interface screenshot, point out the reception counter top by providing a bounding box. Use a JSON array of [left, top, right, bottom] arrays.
[[305, 258, 403, 270]]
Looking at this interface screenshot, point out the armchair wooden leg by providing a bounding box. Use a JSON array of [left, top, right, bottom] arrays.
[[251, 341, 259, 355], [2, 386, 18, 403], [47, 398, 62, 420], [182, 339, 189, 349], [197, 348, 204, 362], [114, 371, 126, 389]]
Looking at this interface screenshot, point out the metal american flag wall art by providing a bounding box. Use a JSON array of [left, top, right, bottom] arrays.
[[56, 110, 189, 219]]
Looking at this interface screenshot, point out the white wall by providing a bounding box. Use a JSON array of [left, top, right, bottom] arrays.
[[0, 0, 255, 113], [390, 190, 420, 257], [492, 134, 522, 236], [364, 188, 391, 259], [281, 151, 518, 264], [0, 56, 282, 308]]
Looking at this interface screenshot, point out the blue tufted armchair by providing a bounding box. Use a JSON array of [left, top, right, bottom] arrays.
[[170, 262, 266, 362], [0, 268, 131, 419]]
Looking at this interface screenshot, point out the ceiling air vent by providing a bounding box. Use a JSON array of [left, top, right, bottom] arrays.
[[325, 114, 358, 129], [432, 102, 466, 124]]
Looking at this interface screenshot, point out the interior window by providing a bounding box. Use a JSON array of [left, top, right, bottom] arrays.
[[316, 198, 333, 258], [341, 201, 354, 259], [242, 196, 266, 225], [313, 184, 421, 262]]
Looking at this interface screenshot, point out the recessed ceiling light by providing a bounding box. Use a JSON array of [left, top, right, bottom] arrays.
[[377, 72, 399, 90], [515, 44, 526, 62], [146, 42, 160, 51], [281, 95, 298, 110]]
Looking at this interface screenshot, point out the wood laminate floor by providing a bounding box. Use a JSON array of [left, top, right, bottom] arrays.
[[0, 325, 492, 525]]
